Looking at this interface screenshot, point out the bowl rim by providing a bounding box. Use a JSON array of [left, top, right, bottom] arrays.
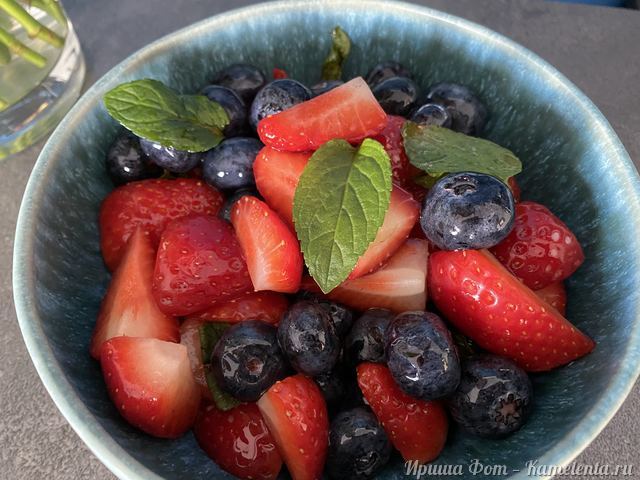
[[13, 1, 640, 479]]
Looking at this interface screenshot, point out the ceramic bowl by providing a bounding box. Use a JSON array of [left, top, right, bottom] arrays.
[[13, 1, 640, 479]]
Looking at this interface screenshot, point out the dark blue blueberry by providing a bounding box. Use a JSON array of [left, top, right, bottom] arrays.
[[277, 301, 341, 376], [425, 83, 488, 135], [314, 369, 347, 411], [345, 309, 393, 365], [249, 79, 312, 130], [327, 407, 392, 480], [202, 137, 263, 191], [139, 138, 202, 173], [219, 187, 260, 221], [447, 354, 533, 438], [211, 320, 287, 402], [372, 76, 419, 116], [200, 85, 248, 137], [365, 61, 412, 87], [212, 63, 266, 105], [421, 172, 515, 250], [385, 311, 460, 400], [410, 103, 452, 128], [311, 79, 344, 96], [106, 131, 162, 185], [295, 292, 354, 339]]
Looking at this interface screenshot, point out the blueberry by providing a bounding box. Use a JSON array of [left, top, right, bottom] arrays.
[[212, 63, 266, 105], [139, 138, 202, 173], [314, 369, 347, 411], [295, 293, 354, 339], [106, 131, 161, 185], [425, 83, 488, 135], [200, 85, 248, 137], [372, 76, 419, 116], [211, 320, 287, 402], [219, 187, 260, 221], [385, 311, 460, 400], [311, 79, 344, 96], [365, 61, 412, 88], [410, 103, 452, 128], [421, 172, 515, 250], [277, 301, 341, 376], [249, 79, 312, 129], [447, 354, 533, 438], [202, 137, 263, 191], [327, 407, 392, 480], [345, 309, 393, 365]]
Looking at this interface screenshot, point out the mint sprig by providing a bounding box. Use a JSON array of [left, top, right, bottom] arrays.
[[321, 26, 351, 81], [402, 123, 522, 184], [198, 323, 240, 411], [104, 79, 229, 152], [293, 139, 392, 293]]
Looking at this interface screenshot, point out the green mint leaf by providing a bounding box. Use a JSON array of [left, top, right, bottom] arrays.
[[198, 323, 240, 411], [293, 138, 392, 293], [103, 79, 228, 152], [402, 123, 522, 184], [413, 173, 446, 189], [321, 26, 351, 81], [204, 367, 241, 411]]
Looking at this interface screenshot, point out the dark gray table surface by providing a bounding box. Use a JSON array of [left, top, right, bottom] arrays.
[[1, 0, 638, 478]]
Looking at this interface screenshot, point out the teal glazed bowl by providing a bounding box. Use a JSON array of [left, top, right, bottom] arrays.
[[13, 1, 640, 479]]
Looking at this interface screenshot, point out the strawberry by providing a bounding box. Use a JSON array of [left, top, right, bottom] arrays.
[[258, 77, 387, 152], [534, 282, 567, 315], [490, 201, 584, 289], [194, 403, 283, 480], [508, 176, 521, 202], [253, 147, 311, 227], [231, 196, 303, 293], [99, 179, 223, 271], [428, 249, 594, 371], [180, 318, 212, 400], [152, 214, 253, 316], [349, 185, 420, 279], [100, 337, 200, 438], [272, 67, 288, 79], [372, 115, 422, 184], [357, 363, 448, 464], [90, 228, 179, 359], [192, 291, 288, 325], [257, 374, 329, 480]]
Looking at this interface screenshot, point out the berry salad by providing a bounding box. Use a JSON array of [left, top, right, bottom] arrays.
[[92, 27, 594, 480]]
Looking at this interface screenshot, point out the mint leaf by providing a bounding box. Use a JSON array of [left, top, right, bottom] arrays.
[[198, 323, 240, 411], [204, 367, 240, 411], [413, 173, 446, 189], [104, 79, 229, 152], [402, 123, 522, 184], [293, 139, 392, 293], [321, 26, 351, 81]]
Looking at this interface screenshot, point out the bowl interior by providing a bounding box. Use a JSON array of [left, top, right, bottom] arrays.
[[15, 1, 640, 479]]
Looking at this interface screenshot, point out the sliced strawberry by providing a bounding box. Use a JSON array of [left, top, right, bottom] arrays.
[[194, 403, 283, 480], [534, 282, 567, 316], [258, 77, 387, 152], [152, 215, 253, 316], [100, 179, 223, 271], [272, 67, 288, 79], [357, 363, 448, 464], [253, 147, 311, 227], [192, 291, 288, 325], [231, 196, 303, 293], [90, 228, 179, 359], [428, 249, 594, 371], [508, 177, 521, 202], [372, 115, 422, 184], [180, 318, 212, 401], [257, 374, 329, 480], [349, 185, 419, 279], [100, 337, 200, 438], [403, 181, 428, 204]]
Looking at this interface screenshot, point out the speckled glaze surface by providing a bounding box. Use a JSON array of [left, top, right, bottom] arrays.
[[12, 1, 640, 479]]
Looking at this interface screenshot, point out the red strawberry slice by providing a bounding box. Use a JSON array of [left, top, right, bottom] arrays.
[[180, 318, 212, 401], [272, 67, 288, 79], [357, 363, 448, 464], [152, 214, 253, 316], [100, 179, 223, 271], [490, 201, 584, 290], [231, 196, 303, 293], [507, 177, 521, 202], [258, 77, 387, 152], [428, 249, 594, 371], [90, 228, 179, 359], [100, 336, 200, 438], [349, 185, 420, 279], [534, 282, 567, 316], [257, 374, 329, 480], [194, 403, 283, 480], [253, 147, 311, 227], [372, 115, 422, 184], [192, 291, 288, 325]]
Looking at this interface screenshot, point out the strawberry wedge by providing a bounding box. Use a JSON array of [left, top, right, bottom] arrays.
[[258, 77, 387, 151]]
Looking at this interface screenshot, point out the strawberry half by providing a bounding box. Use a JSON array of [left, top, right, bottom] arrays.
[[192, 291, 288, 325], [534, 282, 567, 316], [257, 374, 329, 480], [194, 403, 283, 480], [357, 363, 448, 464], [258, 77, 387, 152], [99, 179, 223, 271], [428, 249, 594, 371], [372, 115, 422, 184], [231, 196, 303, 293], [90, 228, 179, 359], [100, 337, 200, 438]]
